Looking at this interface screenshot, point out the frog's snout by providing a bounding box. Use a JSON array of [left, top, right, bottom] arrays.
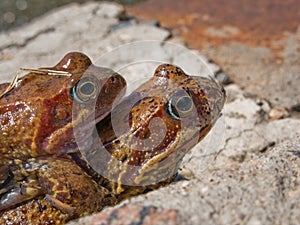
[[192, 75, 226, 123], [213, 79, 226, 121]]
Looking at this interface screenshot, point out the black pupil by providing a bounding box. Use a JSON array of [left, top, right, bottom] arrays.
[[176, 96, 192, 112], [80, 82, 95, 95]]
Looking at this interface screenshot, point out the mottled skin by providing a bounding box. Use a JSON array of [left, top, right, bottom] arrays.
[[90, 64, 226, 197], [0, 52, 126, 158], [0, 64, 225, 224], [0, 157, 118, 224], [0, 52, 126, 224]]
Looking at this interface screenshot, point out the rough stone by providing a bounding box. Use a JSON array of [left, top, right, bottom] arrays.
[[204, 42, 300, 111], [67, 203, 180, 225], [0, 2, 299, 225], [121, 136, 300, 225], [0, 1, 219, 96], [127, 0, 300, 114]]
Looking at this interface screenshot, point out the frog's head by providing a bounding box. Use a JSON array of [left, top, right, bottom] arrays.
[[90, 64, 225, 193], [0, 52, 126, 157]]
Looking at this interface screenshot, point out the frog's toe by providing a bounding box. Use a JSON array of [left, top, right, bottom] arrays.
[[0, 182, 42, 211]]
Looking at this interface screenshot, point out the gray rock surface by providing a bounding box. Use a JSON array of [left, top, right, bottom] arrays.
[[203, 39, 300, 112], [0, 2, 299, 225], [129, 136, 300, 225]]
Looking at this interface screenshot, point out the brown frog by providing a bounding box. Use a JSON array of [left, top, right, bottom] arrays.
[[0, 52, 126, 158], [0, 64, 226, 225], [0, 52, 126, 223], [90, 63, 226, 197]]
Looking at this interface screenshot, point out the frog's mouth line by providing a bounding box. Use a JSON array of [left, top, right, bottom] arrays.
[[103, 125, 206, 186], [165, 123, 212, 163]]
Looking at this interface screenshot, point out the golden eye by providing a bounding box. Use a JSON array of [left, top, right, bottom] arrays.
[[72, 77, 99, 103], [167, 90, 194, 120]]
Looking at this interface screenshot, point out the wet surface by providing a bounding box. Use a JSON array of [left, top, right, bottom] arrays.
[[127, 0, 300, 115]]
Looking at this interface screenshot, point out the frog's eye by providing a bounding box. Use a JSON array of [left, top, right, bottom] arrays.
[[167, 90, 194, 120], [72, 77, 99, 103]]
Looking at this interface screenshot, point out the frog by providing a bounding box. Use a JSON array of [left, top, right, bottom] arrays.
[[0, 52, 126, 223], [89, 63, 226, 197], [0, 51, 126, 159], [0, 63, 226, 225]]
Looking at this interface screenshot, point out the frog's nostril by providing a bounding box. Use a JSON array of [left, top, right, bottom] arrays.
[[110, 76, 116, 83]]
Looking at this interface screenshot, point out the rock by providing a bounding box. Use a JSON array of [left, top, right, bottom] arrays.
[[121, 136, 300, 225], [0, 1, 220, 90], [126, 0, 300, 116], [205, 41, 300, 111], [182, 89, 300, 170], [0, 2, 124, 81], [67, 203, 180, 225], [0, 2, 300, 225]]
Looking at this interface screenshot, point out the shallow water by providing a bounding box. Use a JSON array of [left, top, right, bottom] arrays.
[[0, 0, 142, 32]]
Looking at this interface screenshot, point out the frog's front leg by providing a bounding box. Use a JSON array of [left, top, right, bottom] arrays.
[[1, 156, 118, 223], [0, 179, 42, 211], [0, 159, 43, 211], [0, 157, 76, 214], [35, 157, 118, 217]]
